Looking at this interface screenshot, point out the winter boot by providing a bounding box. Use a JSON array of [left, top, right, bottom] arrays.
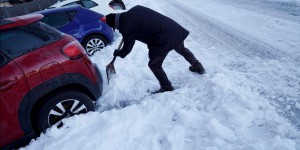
[[151, 86, 174, 94], [189, 65, 205, 74]]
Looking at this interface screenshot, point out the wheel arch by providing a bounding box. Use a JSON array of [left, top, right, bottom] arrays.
[[30, 83, 95, 132], [18, 73, 102, 135], [81, 32, 109, 46]]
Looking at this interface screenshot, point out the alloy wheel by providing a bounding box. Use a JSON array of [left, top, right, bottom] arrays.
[[85, 38, 105, 56], [47, 99, 88, 127]]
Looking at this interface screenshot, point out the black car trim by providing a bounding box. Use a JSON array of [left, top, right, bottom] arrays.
[[1, 133, 37, 150], [0, 51, 10, 67], [0, 19, 14, 26]]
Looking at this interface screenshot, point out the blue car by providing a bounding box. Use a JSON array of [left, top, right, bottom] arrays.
[[36, 5, 114, 56]]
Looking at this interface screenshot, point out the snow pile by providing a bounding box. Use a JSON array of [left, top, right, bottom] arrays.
[[21, 73, 299, 149], [21, 0, 300, 149]]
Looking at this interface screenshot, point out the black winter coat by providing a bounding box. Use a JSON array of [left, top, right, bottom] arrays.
[[118, 5, 189, 59]]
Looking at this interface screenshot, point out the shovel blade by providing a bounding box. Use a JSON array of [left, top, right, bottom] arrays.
[[106, 63, 116, 83]]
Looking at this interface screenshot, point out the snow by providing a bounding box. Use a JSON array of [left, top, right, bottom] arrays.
[[262, 0, 300, 6], [21, 0, 300, 149]]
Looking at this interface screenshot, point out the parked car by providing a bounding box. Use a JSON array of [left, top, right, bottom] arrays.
[[36, 5, 114, 56], [50, 0, 126, 15], [0, 14, 103, 149]]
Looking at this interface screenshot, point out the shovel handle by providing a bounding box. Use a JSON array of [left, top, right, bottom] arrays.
[[117, 39, 124, 50], [110, 39, 124, 64], [110, 56, 117, 64]]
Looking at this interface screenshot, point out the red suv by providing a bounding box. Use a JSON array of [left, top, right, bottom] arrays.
[[0, 14, 103, 149]]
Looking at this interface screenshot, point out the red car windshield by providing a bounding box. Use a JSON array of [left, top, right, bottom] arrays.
[[0, 21, 63, 59]]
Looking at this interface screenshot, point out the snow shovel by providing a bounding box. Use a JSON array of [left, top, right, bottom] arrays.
[[106, 39, 124, 84]]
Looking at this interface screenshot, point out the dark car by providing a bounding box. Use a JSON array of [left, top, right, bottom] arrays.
[[109, 0, 126, 10], [0, 14, 103, 149], [37, 5, 114, 56]]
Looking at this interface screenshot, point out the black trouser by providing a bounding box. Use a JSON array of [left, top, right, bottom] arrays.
[[148, 42, 202, 89]]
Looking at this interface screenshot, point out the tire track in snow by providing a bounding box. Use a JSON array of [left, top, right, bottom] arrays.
[[158, 0, 300, 129], [214, 0, 300, 21], [163, 1, 289, 61]]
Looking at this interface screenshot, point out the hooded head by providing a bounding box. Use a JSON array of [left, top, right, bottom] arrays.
[[105, 13, 116, 30]]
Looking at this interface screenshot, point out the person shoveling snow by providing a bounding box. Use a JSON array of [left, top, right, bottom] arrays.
[[104, 5, 205, 94]]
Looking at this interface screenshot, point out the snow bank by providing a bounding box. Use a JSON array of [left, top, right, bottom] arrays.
[[21, 87, 299, 149]]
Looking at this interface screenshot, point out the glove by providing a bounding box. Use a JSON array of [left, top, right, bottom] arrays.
[[113, 49, 120, 57]]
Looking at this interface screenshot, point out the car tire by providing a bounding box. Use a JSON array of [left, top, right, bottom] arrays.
[[82, 35, 107, 56], [36, 90, 95, 132], [109, 0, 126, 10]]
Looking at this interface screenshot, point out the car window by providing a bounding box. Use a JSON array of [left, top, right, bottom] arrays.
[[66, 11, 77, 18], [0, 21, 63, 59], [82, 0, 98, 8], [41, 12, 71, 28], [63, 1, 83, 7]]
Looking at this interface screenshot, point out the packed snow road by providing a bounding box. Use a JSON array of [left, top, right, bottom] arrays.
[[160, 0, 300, 129], [22, 0, 300, 149]]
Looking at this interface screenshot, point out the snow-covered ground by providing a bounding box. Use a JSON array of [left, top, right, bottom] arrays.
[[262, 0, 300, 6], [21, 0, 300, 149]]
